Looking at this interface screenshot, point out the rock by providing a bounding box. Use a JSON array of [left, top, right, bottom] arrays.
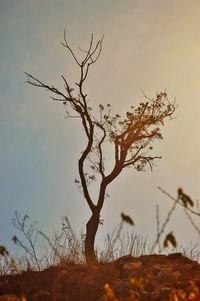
[[182, 263, 199, 271], [157, 268, 181, 282], [123, 261, 143, 271], [160, 286, 172, 297], [0, 280, 11, 295], [114, 255, 134, 266], [30, 290, 51, 301], [168, 253, 183, 259], [55, 293, 69, 301], [0, 294, 25, 301], [151, 291, 160, 300], [112, 278, 131, 293], [152, 264, 162, 270], [141, 290, 149, 301], [151, 288, 172, 301]]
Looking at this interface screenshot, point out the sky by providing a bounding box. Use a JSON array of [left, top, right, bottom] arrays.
[[1, 0, 200, 256]]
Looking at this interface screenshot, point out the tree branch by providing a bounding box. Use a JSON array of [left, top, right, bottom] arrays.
[[95, 122, 106, 179], [78, 124, 96, 212]]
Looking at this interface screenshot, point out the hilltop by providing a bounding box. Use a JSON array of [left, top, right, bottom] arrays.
[[0, 253, 200, 300]]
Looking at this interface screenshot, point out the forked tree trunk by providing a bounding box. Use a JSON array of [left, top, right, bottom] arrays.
[[85, 210, 100, 265]]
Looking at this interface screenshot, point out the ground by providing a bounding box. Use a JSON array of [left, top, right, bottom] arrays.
[[0, 253, 200, 301]]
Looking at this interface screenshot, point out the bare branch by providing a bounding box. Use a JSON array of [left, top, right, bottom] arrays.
[[78, 124, 96, 212], [82, 35, 104, 83], [95, 122, 106, 178], [25, 72, 70, 101], [61, 29, 81, 66], [80, 34, 94, 63]]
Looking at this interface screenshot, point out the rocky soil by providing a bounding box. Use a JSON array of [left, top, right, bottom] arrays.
[[0, 253, 200, 301]]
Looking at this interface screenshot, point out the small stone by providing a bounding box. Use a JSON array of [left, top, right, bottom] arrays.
[[141, 290, 149, 301], [0, 294, 22, 301], [152, 264, 163, 273], [160, 286, 172, 297], [182, 263, 198, 271], [30, 290, 51, 301], [114, 255, 134, 265], [56, 293, 69, 301], [0, 280, 11, 295], [157, 268, 172, 278], [123, 261, 143, 271], [112, 278, 131, 292], [157, 269, 181, 282], [151, 291, 160, 300], [168, 253, 183, 259]]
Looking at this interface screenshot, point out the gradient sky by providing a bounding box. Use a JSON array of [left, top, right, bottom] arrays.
[[1, 0, 200, 255]]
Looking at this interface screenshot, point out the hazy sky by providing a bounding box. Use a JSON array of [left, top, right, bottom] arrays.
[[1, 0, 200, 255]]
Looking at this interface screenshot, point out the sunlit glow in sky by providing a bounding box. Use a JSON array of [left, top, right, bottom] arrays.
[[1, 0, 200, 254]]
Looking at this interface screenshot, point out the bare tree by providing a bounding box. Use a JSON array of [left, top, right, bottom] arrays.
[[25, 32, 177, 264]]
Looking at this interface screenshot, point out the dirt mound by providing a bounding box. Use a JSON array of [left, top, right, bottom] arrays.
[[0, 253, 200, 300]]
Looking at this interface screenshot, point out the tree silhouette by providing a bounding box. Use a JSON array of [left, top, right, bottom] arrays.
[[25, 32, 177, 264]]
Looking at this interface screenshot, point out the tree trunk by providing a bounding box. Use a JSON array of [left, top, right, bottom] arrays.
[[85, 210, 100, 264]]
